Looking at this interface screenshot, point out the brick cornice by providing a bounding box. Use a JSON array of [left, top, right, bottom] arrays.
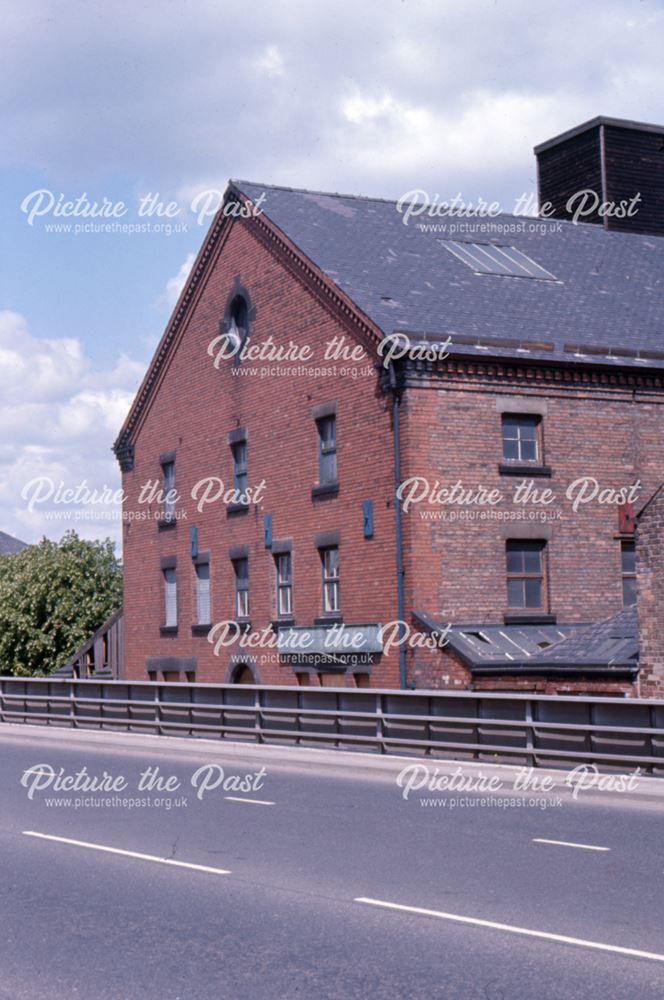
[[405, 355, 664, 393]]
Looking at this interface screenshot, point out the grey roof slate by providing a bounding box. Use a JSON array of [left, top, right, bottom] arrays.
[[234, 180, 664, 369], [414, 607, 638, 676], [0, 531, 28, 555]]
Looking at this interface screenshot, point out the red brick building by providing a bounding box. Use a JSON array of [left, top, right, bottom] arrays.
[[113, 116, 664, 694]]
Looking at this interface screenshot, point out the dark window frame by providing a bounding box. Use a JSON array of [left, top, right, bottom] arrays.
[[317, 414, 337, 485], [621, 540, 637, 607], [506, 540, 547, 611], [163, 566, 178, 627], [320, 546, 340, 614], [195, 560, 211, 625], [232, 557, 250, 620], [501, 414, 542, 464], [161, 459, 177, 521], [231, 439, 248, 501], [275, 552, 293, 618]]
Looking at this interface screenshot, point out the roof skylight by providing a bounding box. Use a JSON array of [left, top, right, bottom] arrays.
[[442, 241, 557, 281]]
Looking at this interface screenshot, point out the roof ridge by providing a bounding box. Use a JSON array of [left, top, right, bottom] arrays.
[[231, 179, 664, 239]]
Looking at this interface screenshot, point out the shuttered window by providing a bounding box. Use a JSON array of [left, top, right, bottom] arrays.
[[163, 567, 177, 626], [196, 562, 211, 624]]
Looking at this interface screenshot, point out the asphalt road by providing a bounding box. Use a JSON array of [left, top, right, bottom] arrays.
[[1, 724, 663, 1000]]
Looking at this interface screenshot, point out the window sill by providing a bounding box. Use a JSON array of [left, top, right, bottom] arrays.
[[191, 624, 212, 636], [233, 619, 252, 633], [226, 503, 249, 517], [158, 517, 177, 531], [272, 618, 296, 631], [498, 463, 552, 478], [503, 612, 557, 625], [314, 614, 343, 626], [311, 481, 339, 499], [160, 625, 178, 636]]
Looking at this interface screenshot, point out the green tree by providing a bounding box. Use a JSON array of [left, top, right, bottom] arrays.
[[0, 531, 122, 676]]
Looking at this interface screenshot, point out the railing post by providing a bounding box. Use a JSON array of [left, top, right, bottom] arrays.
[[376, 692, 385, 754], [648, 704, 656, 775], [296, 689, 301, 747], [155, 684, 162, 736], [255, 687, 263, 744], [525, 698, 534, 768], [69, 681, 77, 729]]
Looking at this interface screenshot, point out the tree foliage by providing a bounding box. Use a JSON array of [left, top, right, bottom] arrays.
[[0, 531, 122, 676]]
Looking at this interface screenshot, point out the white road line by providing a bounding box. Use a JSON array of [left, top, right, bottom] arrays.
[[354, 898, 664, 964], [224, 796, 274, 806], [22, 831, 230, 875], [533, 838, 610, 852]]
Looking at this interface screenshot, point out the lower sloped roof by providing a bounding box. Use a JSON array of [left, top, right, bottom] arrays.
[[413, 607, 638, 677]]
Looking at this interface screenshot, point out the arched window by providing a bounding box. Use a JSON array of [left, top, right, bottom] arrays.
[[230, 295, 248, 334], [231, 662, 255, 685], [220, 284, 254, 362]]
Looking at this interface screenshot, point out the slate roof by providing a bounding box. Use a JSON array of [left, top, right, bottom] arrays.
[[234, 180, 664, 370], [414, 608, 638, 677], [0, 531, 28, 555]]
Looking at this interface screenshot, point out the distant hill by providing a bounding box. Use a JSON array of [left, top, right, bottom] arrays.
[[0, 532, 29, 555]]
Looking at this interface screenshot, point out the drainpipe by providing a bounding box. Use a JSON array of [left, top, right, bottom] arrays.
[[389, 362, 408, 689]]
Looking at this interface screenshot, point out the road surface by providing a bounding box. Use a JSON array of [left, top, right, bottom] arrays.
[[1, 723, 663, 999]]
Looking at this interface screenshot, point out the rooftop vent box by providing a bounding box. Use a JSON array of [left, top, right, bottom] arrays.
[[534, 116, 664, 236]]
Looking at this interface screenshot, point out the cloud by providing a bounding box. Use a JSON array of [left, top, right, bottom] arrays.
[[0, 311, 144, 550], [164, 252, 196, 308], [253, 45, 286, 79], [3, 0, 664, 209]]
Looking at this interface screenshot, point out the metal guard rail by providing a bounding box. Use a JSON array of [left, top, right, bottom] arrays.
[[1, 677, 663, 772]]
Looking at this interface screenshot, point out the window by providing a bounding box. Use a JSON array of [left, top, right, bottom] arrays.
[[506, 540, 546, 609], [276, 553, 293, 618], [441, 241, 557, 281], [233, 557, 249, 619], [163, 567, 177, 626], [621, 541, 637, 607], [231, 663, 255, 685], [321, 546, 340, 614], [230, 295, 248, 335], [195, 562, 211, 625], [162, 460, 176, 520], [502, 415, 540, 462], [317, 415, 337, 484], [231, 440, 248, 501]]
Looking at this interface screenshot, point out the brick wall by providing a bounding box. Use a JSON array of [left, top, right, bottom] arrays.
[[636, 485, 664, 696], [119, 211, 664, 694], [400, 379, 664, 623], [121, 216, 400, 686]]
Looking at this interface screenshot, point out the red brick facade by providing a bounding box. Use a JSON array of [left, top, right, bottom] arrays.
[[119, 213, 401, 687], [636, 486, 664, 697], [116, 195, 664, 693]]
